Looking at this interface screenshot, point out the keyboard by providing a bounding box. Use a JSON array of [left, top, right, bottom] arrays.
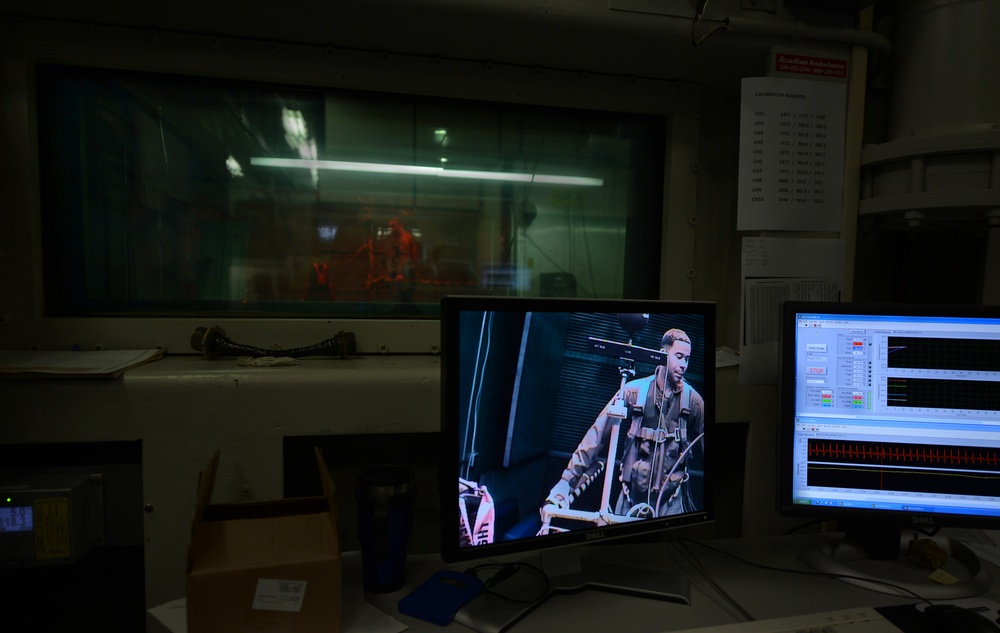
[[667, 606, 904, 633]]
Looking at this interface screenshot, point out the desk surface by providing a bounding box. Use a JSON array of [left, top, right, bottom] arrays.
[[357, 533, 1000, 633]]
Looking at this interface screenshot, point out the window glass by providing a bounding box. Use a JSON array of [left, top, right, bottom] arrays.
[[36, 65, 665, 318]]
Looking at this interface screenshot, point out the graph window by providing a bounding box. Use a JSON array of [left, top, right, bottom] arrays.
[[790, 312, 1000, 516]]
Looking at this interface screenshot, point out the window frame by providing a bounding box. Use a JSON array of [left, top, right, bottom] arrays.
[[0, 17, 701, 355]]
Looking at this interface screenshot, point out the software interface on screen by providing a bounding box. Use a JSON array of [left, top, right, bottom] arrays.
[[789, 309, 1000, 519]]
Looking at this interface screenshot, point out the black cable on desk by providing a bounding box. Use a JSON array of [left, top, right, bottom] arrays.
[[674, 538, 934, 607], [669, 540, 756, 621], [463, 562, 551, 604]]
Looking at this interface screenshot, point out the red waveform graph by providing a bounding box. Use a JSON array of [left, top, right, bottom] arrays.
[[807, 439, 1000, 470], [806, 439, 1000, 496]]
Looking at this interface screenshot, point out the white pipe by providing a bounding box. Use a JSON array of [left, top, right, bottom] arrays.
[[723, 16, 891, 54]]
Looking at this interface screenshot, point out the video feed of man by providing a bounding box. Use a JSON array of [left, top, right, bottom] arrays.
[[455, 310, 707, 549]]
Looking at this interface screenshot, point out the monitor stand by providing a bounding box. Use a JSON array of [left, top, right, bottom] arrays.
[[797, 523, 992, 600], [453, 546, 691, 633]]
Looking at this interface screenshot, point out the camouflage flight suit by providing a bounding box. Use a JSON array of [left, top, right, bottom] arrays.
[[558, 365, 705, 518]]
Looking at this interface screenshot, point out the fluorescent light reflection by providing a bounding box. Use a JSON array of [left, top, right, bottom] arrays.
[[249, 157, 604, 187], [226, 154, 244, 177]]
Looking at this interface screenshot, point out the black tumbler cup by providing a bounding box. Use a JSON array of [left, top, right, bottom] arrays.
[[355, 465, 416, 593]]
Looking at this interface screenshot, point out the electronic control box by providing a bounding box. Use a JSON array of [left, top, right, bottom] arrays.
[[0, 473, 105, 566]]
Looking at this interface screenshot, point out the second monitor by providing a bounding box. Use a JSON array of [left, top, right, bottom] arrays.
[[439, 295, 716, 629]]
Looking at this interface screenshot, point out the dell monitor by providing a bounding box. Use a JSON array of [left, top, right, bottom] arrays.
[[779, 300, 1000, 599], [440, 295, 715, 631]]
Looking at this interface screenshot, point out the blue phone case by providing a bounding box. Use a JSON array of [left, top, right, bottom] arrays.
[[398, 570, 485, 625]]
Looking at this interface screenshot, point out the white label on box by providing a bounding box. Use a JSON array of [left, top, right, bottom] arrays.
[[252, 578, 308, 612]]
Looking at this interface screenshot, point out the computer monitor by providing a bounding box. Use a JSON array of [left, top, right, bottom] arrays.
[[439, 295, 715, 630], [778, 301, 1000, 599]]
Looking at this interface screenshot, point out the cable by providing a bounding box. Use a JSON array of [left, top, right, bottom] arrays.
[[669, 540, 756, 622], [674, 537, 934, 606], [189, 325, 356, 359], [463, 562, 552, 604], [463, 311, 493, 478], [691, 0, 730, 47]]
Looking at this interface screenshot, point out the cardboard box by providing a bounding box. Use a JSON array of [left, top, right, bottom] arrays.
[[186, 448, 342, 633]]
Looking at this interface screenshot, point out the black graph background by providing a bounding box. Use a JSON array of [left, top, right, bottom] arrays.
[[885, 377, 1000, 411], [887, 336, 1000, 372]]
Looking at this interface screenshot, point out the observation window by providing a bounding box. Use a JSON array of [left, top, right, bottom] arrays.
[[36, 65, 666, 319]]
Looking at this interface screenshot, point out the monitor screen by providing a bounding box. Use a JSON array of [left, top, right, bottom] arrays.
[[779, 301, 1000, 529], [440, 295, 715, 564]]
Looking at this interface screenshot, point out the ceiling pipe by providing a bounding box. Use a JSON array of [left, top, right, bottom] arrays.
[[723, 15, 891, 54]]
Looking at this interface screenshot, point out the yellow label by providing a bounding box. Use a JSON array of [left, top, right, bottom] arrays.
[[927, 568, 959, 585], [34, 497, 70, 560]]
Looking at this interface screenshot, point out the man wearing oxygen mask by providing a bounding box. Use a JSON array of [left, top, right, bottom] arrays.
[[544, 328, 706, 519]]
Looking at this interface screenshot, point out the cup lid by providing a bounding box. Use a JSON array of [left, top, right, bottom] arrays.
[[357, 465, 415, 496]]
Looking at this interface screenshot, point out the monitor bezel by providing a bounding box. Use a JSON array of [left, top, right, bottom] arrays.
[[778, 300, 1000, 531], [439, 294, 716, 564]]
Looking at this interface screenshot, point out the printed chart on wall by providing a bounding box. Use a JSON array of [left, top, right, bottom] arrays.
[[737, 77, 847, 231], [739, 237, 845, 384]]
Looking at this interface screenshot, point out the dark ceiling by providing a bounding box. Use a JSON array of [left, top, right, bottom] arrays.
[[1, 1, 884, 89]]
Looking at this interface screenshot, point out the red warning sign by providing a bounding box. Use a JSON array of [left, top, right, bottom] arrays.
[[774, 53, 848, 79]]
